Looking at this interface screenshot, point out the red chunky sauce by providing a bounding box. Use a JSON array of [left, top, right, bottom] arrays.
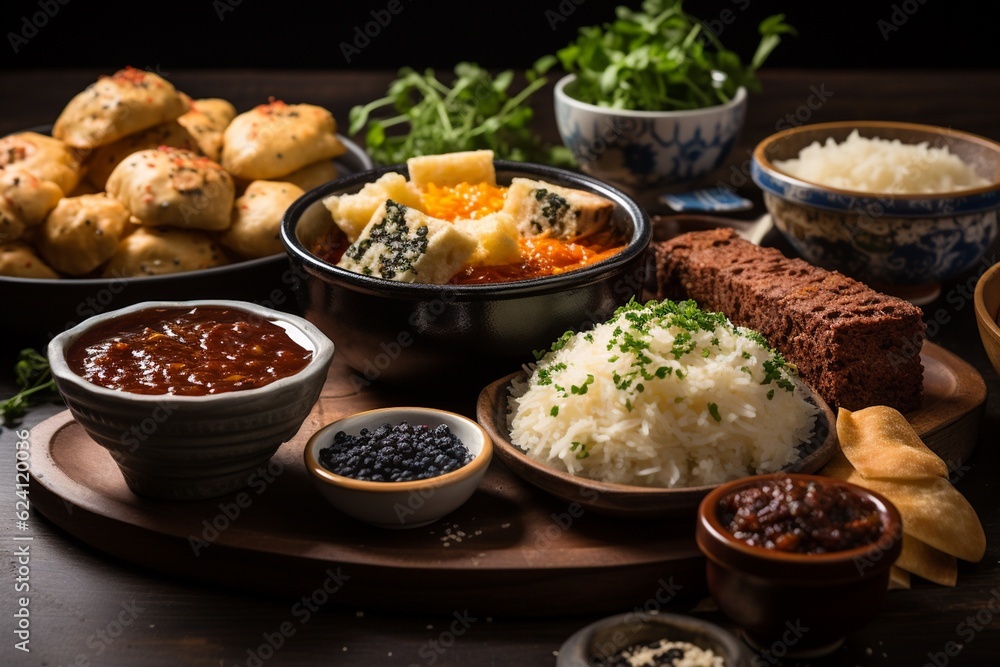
[[718, 477, 883, 554], [67, 306, 313, 396]]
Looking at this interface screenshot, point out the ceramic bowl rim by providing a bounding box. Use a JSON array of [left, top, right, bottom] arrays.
[[280, 159, 651, 299], [753, 120, 1000, 202], [557, 611, 750, 667], [554, 73, 747, 118], [47, 299, 335, 404], [303, 406, 493, 493], [696, 472, 903, 567], [974, 261, 1000, 339]]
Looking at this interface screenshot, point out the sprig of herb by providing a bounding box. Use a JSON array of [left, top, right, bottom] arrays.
[[1, 349, 60, 426], [555, 0, 795, 111], [349, 60, 573, 167]]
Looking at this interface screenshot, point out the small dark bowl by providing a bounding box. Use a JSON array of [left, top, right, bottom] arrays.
[[281, 160, 651, 387], [557, 611, 751, 667], [696, 473, 903, 658]]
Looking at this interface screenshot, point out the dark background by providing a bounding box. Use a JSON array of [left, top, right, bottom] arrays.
[[0, 0, 994, 72]]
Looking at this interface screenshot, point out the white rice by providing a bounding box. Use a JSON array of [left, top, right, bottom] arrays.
[[507, 300, 819, 488], [773, 129, 988, 194]]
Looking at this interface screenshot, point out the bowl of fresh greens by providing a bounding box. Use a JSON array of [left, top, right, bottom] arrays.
[[553, 0, 793, 194]]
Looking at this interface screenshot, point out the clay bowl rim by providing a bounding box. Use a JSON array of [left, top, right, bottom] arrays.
[[696, 472, 903, 575], [974, 260, 1000, 342]]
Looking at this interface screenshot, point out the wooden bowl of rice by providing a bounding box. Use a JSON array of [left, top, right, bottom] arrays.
[[476, 369, 837, 519]]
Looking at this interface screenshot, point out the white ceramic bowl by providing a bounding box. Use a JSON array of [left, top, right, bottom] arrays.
[[303, 407, 492, 528], [554, 74, 746, 197], [48, 299, 335, 500]]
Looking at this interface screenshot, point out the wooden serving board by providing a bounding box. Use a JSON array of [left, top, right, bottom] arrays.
[[28, 342, 983, 615]]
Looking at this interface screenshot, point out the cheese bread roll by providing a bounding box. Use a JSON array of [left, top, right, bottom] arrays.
[[102, 227, 228, 277], [86, 120, 202, 189], [37, 194, 131, 276], [0, 169, 64, 243], [176, 98, 237, 161], [0, 242, 59, 279], [221, 180, 304, 258], [222, 100, 346, 180], [0, 131, 82, 194], [281, 159, 339, 191], [107, 147, 235, 231], [53, 67, 190, 149]]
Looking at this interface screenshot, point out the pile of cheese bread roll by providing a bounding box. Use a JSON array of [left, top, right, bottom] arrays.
[[0, 66, 347, 279]]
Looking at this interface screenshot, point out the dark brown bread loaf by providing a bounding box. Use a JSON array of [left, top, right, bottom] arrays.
[[655, 228, 924, 412]]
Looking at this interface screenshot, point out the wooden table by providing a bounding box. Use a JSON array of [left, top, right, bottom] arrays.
[[2, 68, 999, 667]]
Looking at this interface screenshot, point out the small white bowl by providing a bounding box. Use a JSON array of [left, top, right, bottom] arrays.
[[554, 73, 746, 197], [303, 407, 492, 528], [48, 300, 335, 500]]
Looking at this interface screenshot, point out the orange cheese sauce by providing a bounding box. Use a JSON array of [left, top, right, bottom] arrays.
[[420, 182, 508, 221], [451, 229, 625, 285]]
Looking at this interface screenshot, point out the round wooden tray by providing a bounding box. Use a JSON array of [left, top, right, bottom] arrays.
[[28, 343, 984, 615]]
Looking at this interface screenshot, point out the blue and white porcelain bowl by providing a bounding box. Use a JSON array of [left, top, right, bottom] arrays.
[[554, 74, 746, 197], [753, 121, 1000, 304]]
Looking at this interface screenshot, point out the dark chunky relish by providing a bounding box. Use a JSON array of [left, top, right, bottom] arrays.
[[718, 477, 883, 554], [67, 306, 312, 396], [318, 421, 472, 482]]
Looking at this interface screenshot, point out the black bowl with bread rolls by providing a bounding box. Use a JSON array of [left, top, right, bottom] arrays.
[[0, 67, 372, 349], [280, 151, 652, 388]]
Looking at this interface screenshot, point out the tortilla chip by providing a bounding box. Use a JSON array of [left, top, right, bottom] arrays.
[[839, 474, 985, 563], [819, 448, 856, 479], [897, 533, 958, 587], [888, 566, 911, 590], [838, 407, 949, 480]]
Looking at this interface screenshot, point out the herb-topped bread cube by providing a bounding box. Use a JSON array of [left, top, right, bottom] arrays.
[[337, 200, 477, 284], [503, 178, 613, 239]]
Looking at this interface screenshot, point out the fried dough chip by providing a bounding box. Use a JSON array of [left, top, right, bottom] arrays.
[[888, 566, 911, 590], [897, 534, 958, 587], [830, 471, 985, 564], [821, 405, 986, 583], [838, 406, 949, 480]]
